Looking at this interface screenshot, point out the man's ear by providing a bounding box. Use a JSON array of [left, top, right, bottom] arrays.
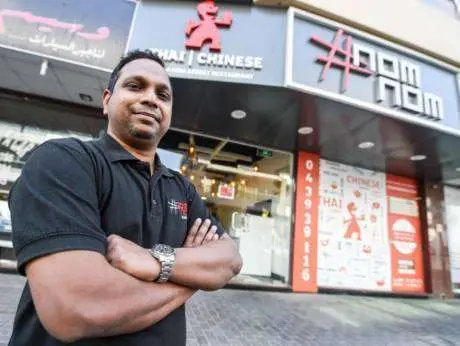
[[102, 89, 111, 116]]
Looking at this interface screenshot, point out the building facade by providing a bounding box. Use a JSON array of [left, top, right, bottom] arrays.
[[0, 0, 459, 297]]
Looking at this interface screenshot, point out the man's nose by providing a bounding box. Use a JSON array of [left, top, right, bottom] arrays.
[[141, 89, 158, 106]]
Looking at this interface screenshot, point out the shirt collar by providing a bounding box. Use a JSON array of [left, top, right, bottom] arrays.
[[97, 132, 173, 177]]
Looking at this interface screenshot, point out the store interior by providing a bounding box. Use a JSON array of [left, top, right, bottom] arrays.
[[0, 94, 294, 287], [159, 130, 294, 287]]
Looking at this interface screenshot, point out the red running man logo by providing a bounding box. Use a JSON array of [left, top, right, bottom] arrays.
[[185, 0, 232, 52], [310, 29, 373, 92]]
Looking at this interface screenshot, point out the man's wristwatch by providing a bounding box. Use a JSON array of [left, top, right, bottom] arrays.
[[149, 244, 176, 283]]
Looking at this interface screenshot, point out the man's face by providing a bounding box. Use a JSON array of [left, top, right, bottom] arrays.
[[102, 58, 173, 149]]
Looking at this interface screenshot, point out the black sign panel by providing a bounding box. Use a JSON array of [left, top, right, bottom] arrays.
[[0, 0, 136, 70]]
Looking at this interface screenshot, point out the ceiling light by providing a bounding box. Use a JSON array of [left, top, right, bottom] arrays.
[[188, 145, 196, 157], [456, 167, 460, 172], [298, 126, 314, 135], [231, 109, 247, 119], [358, 141, 375, 149], [410, 155, 427, 161]]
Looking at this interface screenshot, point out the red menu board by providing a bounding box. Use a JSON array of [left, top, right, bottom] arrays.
[[386, 175, 425, 293], [292, 152, 426, 294]]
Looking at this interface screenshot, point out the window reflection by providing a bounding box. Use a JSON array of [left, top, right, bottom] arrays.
[[0, 121, 93, 233], [160, 132, 294, 287]]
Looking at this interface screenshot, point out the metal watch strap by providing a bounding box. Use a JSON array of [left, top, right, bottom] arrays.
[[156, 257, 174, 283], [149, 245, 176, 283]]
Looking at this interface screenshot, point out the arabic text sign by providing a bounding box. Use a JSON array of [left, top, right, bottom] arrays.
[[0, 0, 136, 69]]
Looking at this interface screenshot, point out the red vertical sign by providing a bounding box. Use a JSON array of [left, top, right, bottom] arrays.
[[292, 152, 320, 293], [386, 174, 425, 293]]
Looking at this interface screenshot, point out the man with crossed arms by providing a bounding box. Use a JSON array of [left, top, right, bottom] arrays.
[[8, 49, 243, 346]]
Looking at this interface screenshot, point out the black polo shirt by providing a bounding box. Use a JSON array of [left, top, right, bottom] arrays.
[[8, 133, 224, 346]]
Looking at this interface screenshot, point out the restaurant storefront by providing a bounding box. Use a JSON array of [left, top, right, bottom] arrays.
[[125, 0, 295, 288], [0, 0, 459, 297], [287, 8, 460, 296]]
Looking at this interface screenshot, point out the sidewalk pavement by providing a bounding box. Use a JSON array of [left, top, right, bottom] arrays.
[[1, 273, 459, 345]]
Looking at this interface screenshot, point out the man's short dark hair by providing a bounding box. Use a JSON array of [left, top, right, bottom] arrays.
[[107, 49, 166, 93]]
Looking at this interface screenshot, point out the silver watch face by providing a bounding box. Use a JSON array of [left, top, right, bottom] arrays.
[[154, 244, 175, 255]]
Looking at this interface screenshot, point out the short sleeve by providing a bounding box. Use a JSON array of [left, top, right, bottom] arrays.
[[9, 140, 107, 275], [185, 180, 225, 237]]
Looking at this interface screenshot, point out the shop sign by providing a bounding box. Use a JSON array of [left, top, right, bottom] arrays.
[[151, 2, 263, 81], [128, 1, 285, 86], [0, 0, 136, 70], [256, 149, 273, 158], [287, 8, 460, 131], [316, 160, 392, 291], [292, 152, 319, 293], [311, 29, 443, 120], [386, 175, 425, 293], [151, 49, 263, 80], [217, 183, 235, 200], [292, 151, 425, 294]]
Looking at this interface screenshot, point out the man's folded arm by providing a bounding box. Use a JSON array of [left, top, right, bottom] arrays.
[[8, 141, 195, 342], [171, 180, 243, 291], [171, 233, 242, 291], [25, 250, 196, 343]]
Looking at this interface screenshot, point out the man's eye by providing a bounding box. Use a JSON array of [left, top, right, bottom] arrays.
[[159, 92, 170, 100], [127, 83, 140, 90]]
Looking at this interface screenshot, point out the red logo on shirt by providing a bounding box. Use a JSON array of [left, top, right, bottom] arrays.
[[168, 199, 188, 220]]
